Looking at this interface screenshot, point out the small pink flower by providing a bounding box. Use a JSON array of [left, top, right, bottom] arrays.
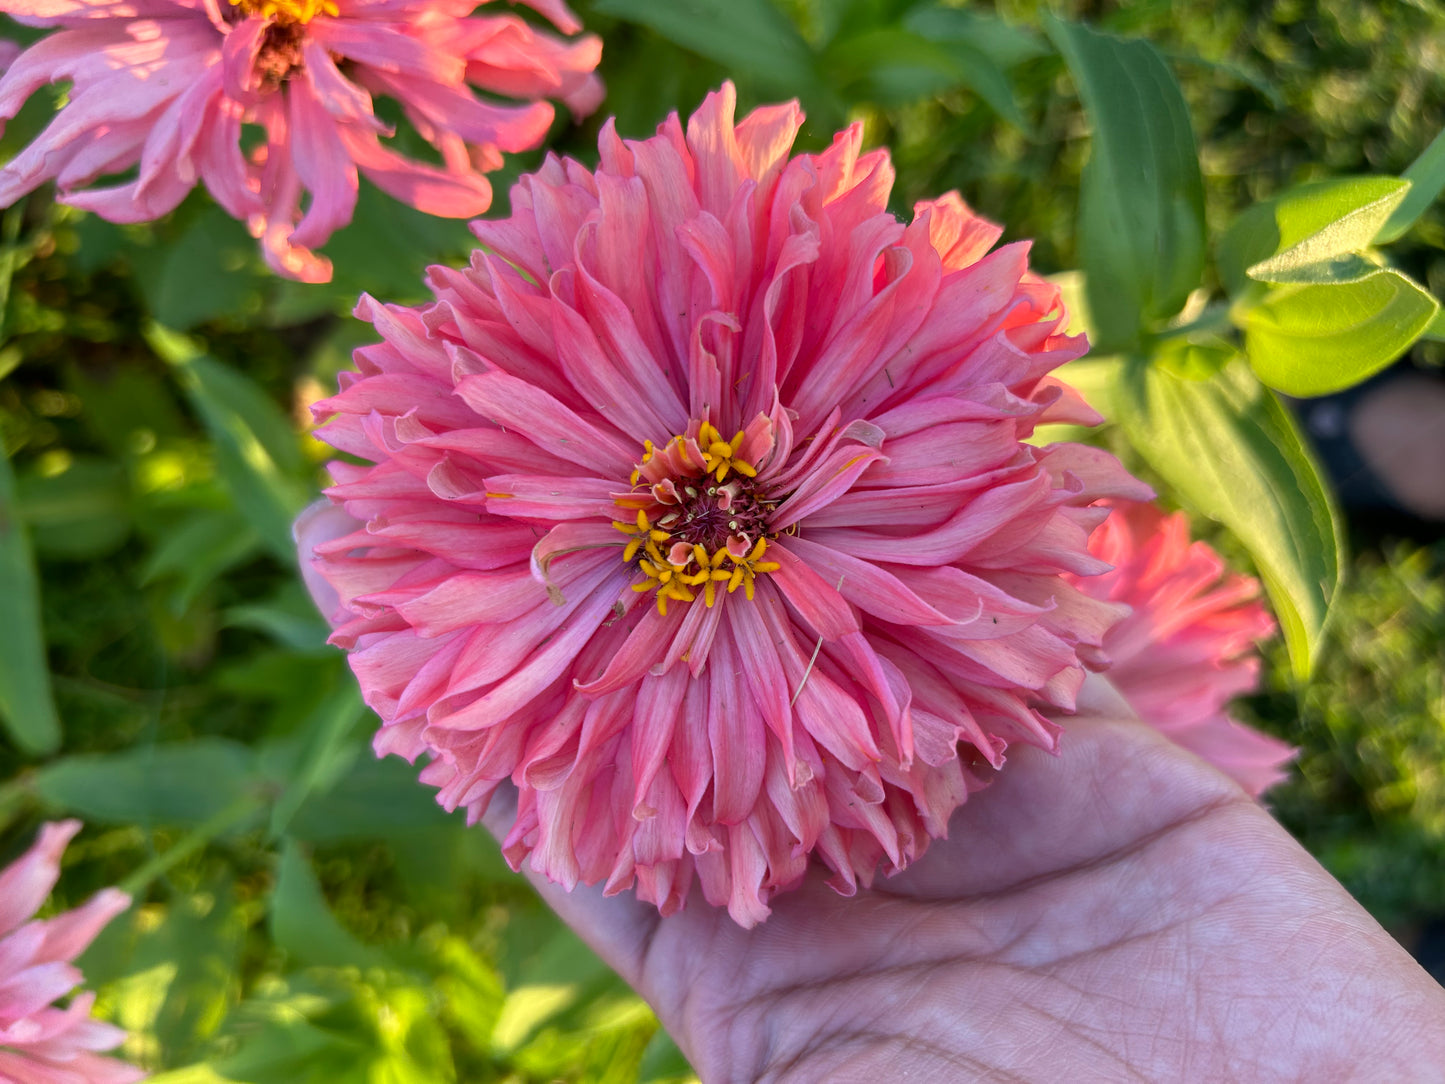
[[1070, 500, 1294, 795], [0, 821, 143, 1084], [0, 0, 602, 282], [298, 84, 1152, 926]]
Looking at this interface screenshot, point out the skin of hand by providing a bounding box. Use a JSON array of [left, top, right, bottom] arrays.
[[483, 681, 1445, 1083]]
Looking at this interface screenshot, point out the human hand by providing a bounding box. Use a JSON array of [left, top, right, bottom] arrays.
[[487, 692, 1445, 1082]]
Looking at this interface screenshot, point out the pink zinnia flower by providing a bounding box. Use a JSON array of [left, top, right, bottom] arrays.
[[0, 0, 602, 282], [0, 821, 143, 1084], [297, 83, 1152, 926], [1070, 499, 1294, 796]]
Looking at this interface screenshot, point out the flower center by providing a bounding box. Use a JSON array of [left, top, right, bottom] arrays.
[[613, 421, 781, 615], [230, 0, 336, 24]]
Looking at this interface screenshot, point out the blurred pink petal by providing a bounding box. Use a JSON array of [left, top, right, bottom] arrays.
[[299, 83, 1154, 927], [0, 822, 143, 1084], [0, 0, 602, 281], [1070, 500, 1294, 796]]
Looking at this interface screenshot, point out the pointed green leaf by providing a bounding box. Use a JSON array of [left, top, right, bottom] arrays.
[[1218, 176, 1409, 295], [1115, 360, 1342, 680], [593, 0, 821, 99], [1242, 269, 1438, 396], [32, 739, 261, 824], [1377, 124, 1445, 244], [16, 457, 131, 559], [1045, 16, 1206, 352], [0, 448, 61, 754], [145, 325, 308, 562], [902, 7, 1048, 70], [1419, 306, 1445, 342], [1244, 252, 1380, 287], [271, 841, 390, 969], [267, 682, 367, 839]]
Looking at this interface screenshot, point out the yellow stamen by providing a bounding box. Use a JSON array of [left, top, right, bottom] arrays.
[[230, 0, 336, 23], [616, 428, 779, 614]]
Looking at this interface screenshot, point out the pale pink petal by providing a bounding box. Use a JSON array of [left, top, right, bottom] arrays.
[[0, 826, 141, 1081]]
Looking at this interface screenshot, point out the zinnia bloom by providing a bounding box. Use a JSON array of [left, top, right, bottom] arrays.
[[0, 820, 143, 1084], [1070, 499, 1293, 795], [0, 0, 602, 282], [298, 83, 1152, 926]]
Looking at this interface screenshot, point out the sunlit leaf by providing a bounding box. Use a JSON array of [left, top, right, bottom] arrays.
[[1218, 176, 1408, 295], [1241, 268, 1438, 396], [83, 882, 246, 1068], [1115, 360, 1343, 680], [1046, 16, 1206, 353], [0, 449, 61, 754], [1377, 124, 1445, 243], [1243, 252, 1380, 287]]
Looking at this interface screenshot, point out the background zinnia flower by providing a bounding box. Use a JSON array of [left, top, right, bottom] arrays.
[[299, 83, 1152, 926], [1071, 499, 1294, 795], [0, 820, 142, 1084], [0, 0, 602, 281]]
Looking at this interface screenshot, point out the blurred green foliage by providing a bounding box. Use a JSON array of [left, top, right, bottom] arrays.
[[1, 0, 1443, 1078], [1245, 541, 1445, 928]]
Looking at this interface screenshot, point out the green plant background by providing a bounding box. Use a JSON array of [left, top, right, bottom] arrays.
[[1, 0, 1443, 1079]]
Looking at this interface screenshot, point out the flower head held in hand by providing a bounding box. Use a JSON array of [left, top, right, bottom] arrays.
[[0, 0, 602, 281], [1070, 499, 1293, 795], [0, 821, 143, 1084], [299, 83, 1151, 926]]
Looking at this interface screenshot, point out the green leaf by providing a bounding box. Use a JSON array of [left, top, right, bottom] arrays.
[[142, 506, 263, 612], [1115, 360, 1342, 680], [32, 739, 262, 824], [593, 0, 821, 98], [902, 7, 1048, 70], [267, 682, 367, 839], [1245, 252, 1380, 287], [288, 754, 459, 843], [1241, 269, 1438, 397], [1218, 176, 1409, 295], [17, 456, 131, 559], [1377, 124, 1445, 244], [1045, 16, 1206, 353], [146, 326, 308, 562], [0, 449, 61, 754], [146, 207, 263, 331], [81, 881, 246, 1066], [1419, 306, 1445, 342], [638, 1029, 695, 1083], [829, 22, 1029, 130], [271, 841, 391, 969]]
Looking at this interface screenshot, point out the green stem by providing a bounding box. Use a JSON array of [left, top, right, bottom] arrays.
[[0, 203, 25, 344], [119, 794, 266, 897]]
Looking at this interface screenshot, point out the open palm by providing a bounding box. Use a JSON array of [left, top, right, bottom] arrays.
[[496, 708, 1445, 1082]]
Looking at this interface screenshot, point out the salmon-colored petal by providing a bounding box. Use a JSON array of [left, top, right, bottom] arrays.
[[299, 82, 1151, 928], [1068, 499, 1291, 797]]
